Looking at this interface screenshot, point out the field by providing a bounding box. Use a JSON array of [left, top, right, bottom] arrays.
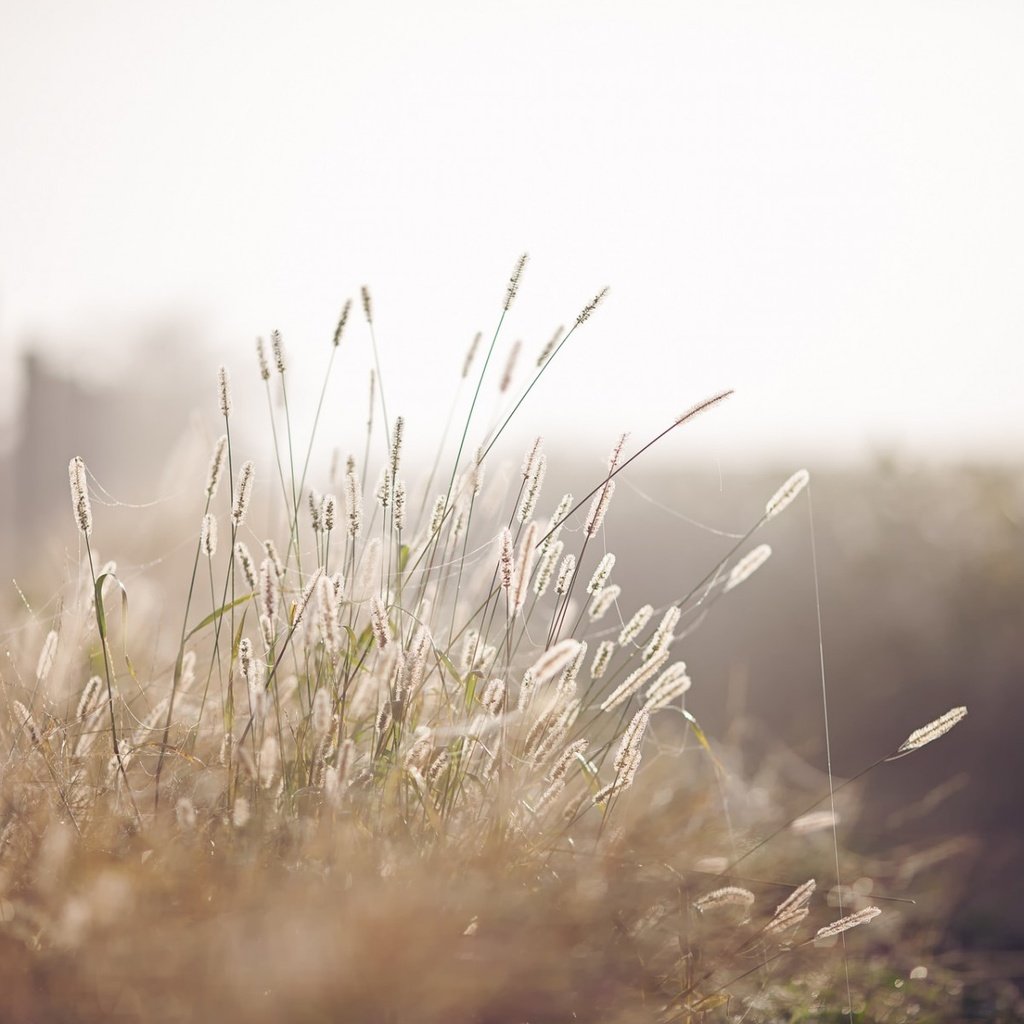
[[0, 271, 1020, 1022]]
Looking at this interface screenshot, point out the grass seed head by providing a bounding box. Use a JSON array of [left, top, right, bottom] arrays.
[[896, 706, 968, 755], [68, 456, 92, 536], [766, 468, 810, 519], [504, 252, 528, 311]]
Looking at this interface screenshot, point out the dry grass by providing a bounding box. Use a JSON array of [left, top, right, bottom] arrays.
[[0, 263, 1002, 1022]]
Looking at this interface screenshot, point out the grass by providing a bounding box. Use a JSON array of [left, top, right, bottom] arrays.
[[0, 258, 996, 1023]]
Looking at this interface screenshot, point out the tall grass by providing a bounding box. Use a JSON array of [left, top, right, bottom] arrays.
[[0, 260, 979, 1023]]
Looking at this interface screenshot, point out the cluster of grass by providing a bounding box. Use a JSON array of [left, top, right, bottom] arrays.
[[0, 259, 986, 1022]]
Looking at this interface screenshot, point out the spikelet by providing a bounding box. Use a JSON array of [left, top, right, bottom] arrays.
[[263, 539, 284, 580], [468, 448, 486, 497], [256, 337, 271, 381], [321, 493, 337, 532], [815, 906, 881, 941], [766, 469, 810, 519], [600, 651, 669, 712], [588, 585, 620, 622], [309, 489, 323, 531], [517, 453, 546, 523], [306, 751, 327, 796], [674, 388, 734, 426], [498, 528, 515, 591], [422, 496, 444, 540], [325, 739, 355, 807], [555, 640, 587, 697], [217, 365, 231, 418], [259, 559, 278, 623], [333, 298, 352, 346], [426, 750, 450, 787], [404, 729, 433, 773], [590, 640, 615, 679], [460, 630, 481, 674], [528, 640, 583, 687], [643, 606, 681, 662], [235, 542, 258, 589], [517, 670, 537, 712], [389, 415, 404, 477], [317, 575, 341, 658], [531, 699, 581, 763], [76, 676, 103, 721], [403, 626, 431, 696], [292, 568, 324, 627], [533, 538, 563, 597], [534, 778, 566, 816], [237, 637, 254, 683], [462, 331, 482, 379], [375, 472, 391, 512], [586, 553, 615, 595], [370, 596, 391, 650], [619, 604, 653, 646], [544, 492, 574, 542], [374, 701, 392, 741], [36, 629, 58, 682], [260, 614, 274, 650], [766, 904, 810, 935], [68, 456, 92, 535], [725, 544, 772, 592], [894, 706, 968, 755], [695, 887, 756, 914], [593, 760, 639, 806], [547, 738, 589, 783], [504, 253, 528, 311], [13, 700, 41, 746], [271, 329, 286, 374], [344, 469, 363, 538], [481, 678, 506, 715], [555, 554, 576, 595], [536, 325, 564, 367], [770, 879, 816, 926], [248, 664, 267, 724], [500, 339, 522, 394], [584, 479, 615, 537], [361, 285, 373, 324], [393, 479, 406, 531], [575, 286, 609, 326], [200, 513, 218, 557], [512, 522, 539, 615], [231, 462, 255, 527], [205, 435, 228, 498], [615, 708, 650, 768], [644, 662, 692, 710]]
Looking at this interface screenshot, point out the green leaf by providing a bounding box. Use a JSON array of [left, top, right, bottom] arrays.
[[185, 593, 253, 641]]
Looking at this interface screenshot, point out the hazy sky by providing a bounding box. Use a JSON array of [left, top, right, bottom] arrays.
[[1, 0, 1022, 465]]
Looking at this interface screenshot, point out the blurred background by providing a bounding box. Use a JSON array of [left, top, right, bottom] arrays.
[[1, 0, 1021, 979]]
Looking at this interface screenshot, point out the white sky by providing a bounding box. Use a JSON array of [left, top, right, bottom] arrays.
[[1, 0, 1022, 466]]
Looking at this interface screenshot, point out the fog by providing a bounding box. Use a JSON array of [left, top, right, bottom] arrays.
[[2, 0, 1023, 465]]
